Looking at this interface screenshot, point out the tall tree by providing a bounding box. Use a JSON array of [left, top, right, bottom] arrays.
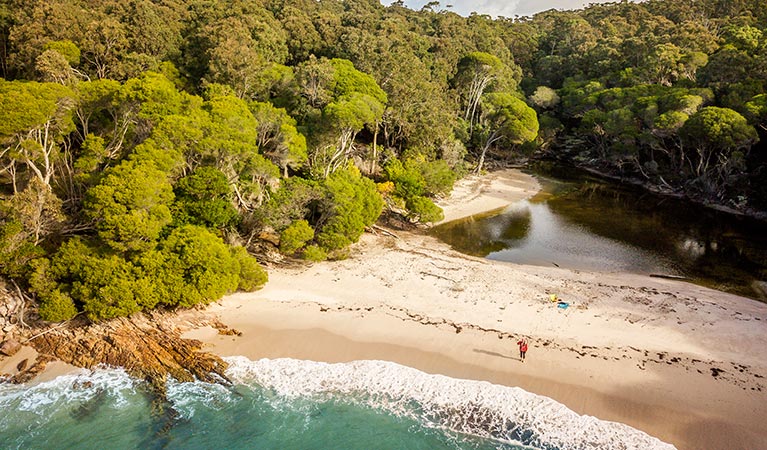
[[475, 92, 539, 173], [0, 80, 75, 192]]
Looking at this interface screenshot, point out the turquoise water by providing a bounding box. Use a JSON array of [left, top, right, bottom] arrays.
[[1, 357, 675, 450]]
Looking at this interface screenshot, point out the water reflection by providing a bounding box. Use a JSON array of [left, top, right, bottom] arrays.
[[430, 168, 767, 301]]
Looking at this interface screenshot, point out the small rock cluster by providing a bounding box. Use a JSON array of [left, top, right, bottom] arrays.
[[0, 283, 25, 338], [0, 282, 33, 382]]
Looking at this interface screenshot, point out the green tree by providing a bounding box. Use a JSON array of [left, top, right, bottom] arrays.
[[475, 93, 539, 173], [32, 238, 156, 321], [680, 107, 759, 192], [279, 219, 314, 254], [0, 80, 75, 191], [230, 245, 267, 291], [319, 92, 385, 177], [452, 52, 521, 133], [156, 225, 241, 308], [173, 166, 238, 230], [315, 165, 382, 252], [250, 101, 307, 176], [4, 177, 63, 245], [84, 160, 174, 253]]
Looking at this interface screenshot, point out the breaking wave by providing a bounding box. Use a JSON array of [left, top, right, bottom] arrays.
[[0, 358, 676, 450], [224, 357, 676, 450]]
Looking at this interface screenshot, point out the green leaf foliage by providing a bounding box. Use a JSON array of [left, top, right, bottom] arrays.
[[0, 80, 75, 138], [680, 107, 758, 152], [32, 238, 159, 321], [382, 155, 452, 222], [328, 58, 388, 105], [405, 196, 444, 223], [251, 101, 308, 174], [84, 160, 174, 253], [302, 244, 327, 262], [231, 246, 268, 292], [385, 158, 425, 200], [279, 219, 314, 254], [156, 225, 241, 308], [0, 220, 45, 278], [44, 40, 81, 66], [173, 166, 239, 230], [481, 92, 540, 145], [316, 166, 383, 251], [39, 289, 79, 322]]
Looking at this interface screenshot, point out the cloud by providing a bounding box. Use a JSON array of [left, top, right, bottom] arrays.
[[381, 0, 640, 18], [446, 0, 522, 17]]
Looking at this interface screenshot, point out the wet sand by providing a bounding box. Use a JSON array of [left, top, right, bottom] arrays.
[[187, 169, 767, 450]]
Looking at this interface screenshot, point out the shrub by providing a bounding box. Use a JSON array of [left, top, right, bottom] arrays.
[[406, 196, 444, 223], [417, 159, 457, 197], [231, 246, 268, 291], [173, 166, 239, 230], [302, 245, 327, 262], [384, 158, 424, 199], [157, 225, 240, 308], [38, 290, 78, 322], [280, 219, 315, 254], [316, 166, 383, 251]]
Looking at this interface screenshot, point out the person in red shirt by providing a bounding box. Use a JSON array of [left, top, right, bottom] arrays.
[[517, 338, 528, 362]]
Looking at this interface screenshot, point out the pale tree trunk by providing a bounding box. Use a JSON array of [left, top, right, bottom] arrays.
[[370, 121, 378, 175], [475, 129, 502, 174], [105, 110, 133, 160], [20, 122, 57, 188], [465, 70, 493, 134]]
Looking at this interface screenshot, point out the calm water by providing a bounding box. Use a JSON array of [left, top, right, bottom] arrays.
[[1, 357, 675, 450], [431, 165, 767, 300]]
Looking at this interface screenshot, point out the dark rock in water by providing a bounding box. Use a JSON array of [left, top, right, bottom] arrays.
[[70, 388, 107, 421], [0, 339, 21, 356], [23, 311, 230, 393]]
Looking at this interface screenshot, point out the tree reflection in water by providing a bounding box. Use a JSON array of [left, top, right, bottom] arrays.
[[430, 168, 767, 301]]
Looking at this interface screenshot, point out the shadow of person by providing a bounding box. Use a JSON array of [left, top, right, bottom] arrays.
[[473, 348, 523, 362]]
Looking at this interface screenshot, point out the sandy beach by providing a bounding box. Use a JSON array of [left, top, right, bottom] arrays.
[[4, 168, 765, 449], [183, 169, 767, 450]]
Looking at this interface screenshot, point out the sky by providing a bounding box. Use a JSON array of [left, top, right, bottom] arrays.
[[381, 0, 643, 18]]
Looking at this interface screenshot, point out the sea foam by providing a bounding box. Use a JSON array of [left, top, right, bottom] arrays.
[[224, 356, 677, 450], [0, 366, 137, 415]]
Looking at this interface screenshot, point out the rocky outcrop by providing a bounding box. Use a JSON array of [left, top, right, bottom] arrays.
[[22, 311, 230, 392], [0, 278, 229, 391]]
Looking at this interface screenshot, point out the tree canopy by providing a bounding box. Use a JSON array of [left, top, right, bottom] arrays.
[[1, 0, 766, 321]]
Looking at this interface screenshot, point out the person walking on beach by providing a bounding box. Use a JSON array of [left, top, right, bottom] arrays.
[[517, 338, 528, 362]]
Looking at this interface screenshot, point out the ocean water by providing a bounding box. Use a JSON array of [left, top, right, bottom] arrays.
[[0, 357, 676, 450]]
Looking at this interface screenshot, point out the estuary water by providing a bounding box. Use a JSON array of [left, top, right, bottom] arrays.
[[430, 165, 767, 300], [1, 357, 675, 450]]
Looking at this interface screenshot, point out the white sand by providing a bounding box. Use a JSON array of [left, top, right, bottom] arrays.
[[435, 168, 540, 223], [190, 168, 767, 450], [6, 168, 764, 450]]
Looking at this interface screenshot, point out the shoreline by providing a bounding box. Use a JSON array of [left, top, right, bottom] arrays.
[[187, 298, 763, 450], [6, 168, 766, 449], [189, 168, 767, 450], [434, 168, 540, 224]]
